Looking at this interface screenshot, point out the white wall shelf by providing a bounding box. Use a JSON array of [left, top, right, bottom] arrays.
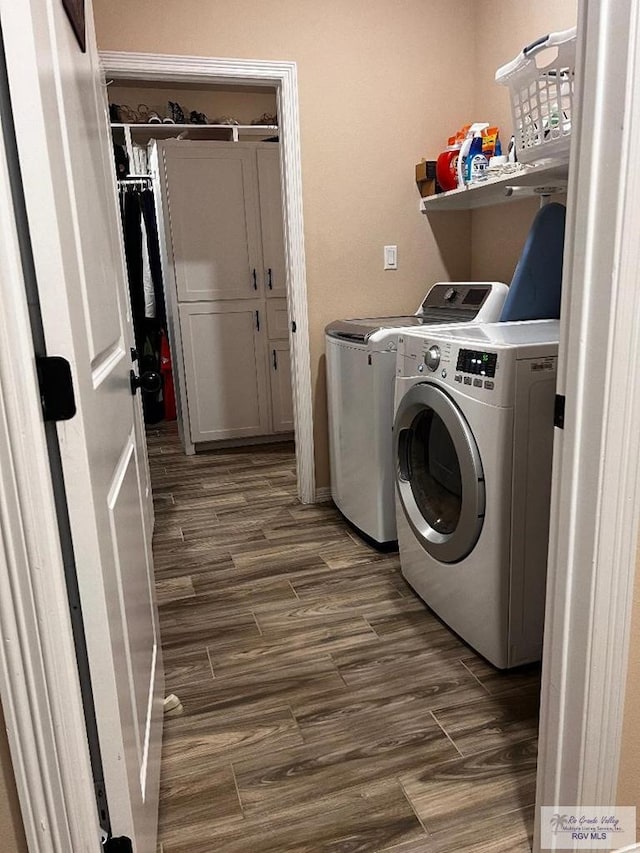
[[420, 160, 569, 212]]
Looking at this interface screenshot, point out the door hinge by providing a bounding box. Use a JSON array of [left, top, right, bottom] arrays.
[[103, 837, 133, 853], [554, 394, 565, 429], [36, 356, 77, 422]]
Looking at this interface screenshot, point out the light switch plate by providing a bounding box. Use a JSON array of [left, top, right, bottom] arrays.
[[384, 245, 398, 270]]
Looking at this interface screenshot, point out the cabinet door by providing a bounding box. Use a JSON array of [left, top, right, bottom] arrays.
[[256, 146, 287, 297], [163, 143, 261, 301], [266, 297, 289, 340], [179, 301, 271, 442], [269, 342, 294, 433]]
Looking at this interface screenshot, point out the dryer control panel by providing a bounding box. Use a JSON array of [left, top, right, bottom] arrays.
[[396, 333, 513, 406], [396, 329, 559, 409]]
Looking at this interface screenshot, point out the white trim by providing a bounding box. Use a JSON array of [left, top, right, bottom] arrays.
[[0, 112, 100, 850], [148, 141, 195, 456], [100, 51, 316, 503], [535, 0, 640, 848]]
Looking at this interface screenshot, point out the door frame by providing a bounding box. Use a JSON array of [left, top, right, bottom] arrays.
[[534, 0, 640, 848], [100, 51, 316, 504]]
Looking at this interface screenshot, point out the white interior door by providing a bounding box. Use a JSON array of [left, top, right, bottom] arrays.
[[179, 300, 271, 442], [1, 0, 163, 849], [257, 145, 287, 297], [163, 141, 262, 301]]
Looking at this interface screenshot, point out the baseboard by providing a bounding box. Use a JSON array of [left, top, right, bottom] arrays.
[[193, 433, 294, 451]]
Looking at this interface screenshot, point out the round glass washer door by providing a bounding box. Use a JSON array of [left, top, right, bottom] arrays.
[[394, 382, 485, 564]]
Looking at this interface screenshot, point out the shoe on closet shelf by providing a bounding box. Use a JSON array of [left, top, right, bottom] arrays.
[[168, 100, 186, 124]]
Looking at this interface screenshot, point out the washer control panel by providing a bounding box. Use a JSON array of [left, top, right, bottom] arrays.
[[397, 330, 558, 408], [397, 333, 508, 404], [424, 345, 441, 371], [456, 348, 497, 378]]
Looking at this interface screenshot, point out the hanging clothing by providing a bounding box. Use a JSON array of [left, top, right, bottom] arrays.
[[140, 189, 166, 327], [122, 190, 146, 354], [140, 210, 155, 319], [119, 183, 169, 424]]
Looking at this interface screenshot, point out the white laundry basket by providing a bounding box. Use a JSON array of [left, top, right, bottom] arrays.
[[496, 27, 577, 164]]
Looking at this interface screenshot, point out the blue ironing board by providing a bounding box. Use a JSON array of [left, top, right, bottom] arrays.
[[500, 202, 566, 322]]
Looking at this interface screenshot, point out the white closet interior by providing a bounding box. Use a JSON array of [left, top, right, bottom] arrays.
[[110, 82, 293, 456]]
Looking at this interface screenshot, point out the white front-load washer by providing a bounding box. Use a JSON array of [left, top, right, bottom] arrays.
[[393, 320, 559, 668], [325, 282, 508, 547]]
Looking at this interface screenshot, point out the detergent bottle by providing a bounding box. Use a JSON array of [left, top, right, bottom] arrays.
[[457, 122, 490, 187], [465, 131, 489, 183], [436, 136, 462, 192]]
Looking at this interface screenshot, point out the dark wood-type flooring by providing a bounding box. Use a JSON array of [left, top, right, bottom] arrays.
[[149, 423, 541, 853]]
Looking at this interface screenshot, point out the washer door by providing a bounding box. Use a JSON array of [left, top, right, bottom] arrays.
[[395, 383, 485, 564]]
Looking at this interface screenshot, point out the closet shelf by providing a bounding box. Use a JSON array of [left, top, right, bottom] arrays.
[[420, 159, 569, 212], [111, 122, 278, 143]]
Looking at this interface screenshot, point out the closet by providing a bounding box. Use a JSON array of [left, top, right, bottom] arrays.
[[155, 139, 293, 450]]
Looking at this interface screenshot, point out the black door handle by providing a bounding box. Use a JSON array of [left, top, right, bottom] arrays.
[[272, 349, 278, 370], [267, 268, 273, 290], [255, 310, 260, 332], [252, 268, 257, 290], [130, 369, 161, 396]]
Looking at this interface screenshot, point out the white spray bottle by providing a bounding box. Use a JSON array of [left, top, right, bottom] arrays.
[[457, 122, 489, 187]]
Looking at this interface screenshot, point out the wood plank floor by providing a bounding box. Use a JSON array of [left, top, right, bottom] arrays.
[[148, 423, 541, 853]]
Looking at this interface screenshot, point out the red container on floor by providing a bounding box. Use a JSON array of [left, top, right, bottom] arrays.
[[159, 330, 177, 421]]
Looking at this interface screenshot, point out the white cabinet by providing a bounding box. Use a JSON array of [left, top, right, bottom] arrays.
[[266, 297, 289, 340], [179, 301, 271, 442], [257, 146, 287, 297], [159, 140, 294, 448], [269, 342, 294, 433], [163, 143, 262, 301]]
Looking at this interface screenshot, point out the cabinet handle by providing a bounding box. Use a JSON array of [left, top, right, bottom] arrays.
[[255, 310, 260, 331], [267, 268, 273, 290], [252, 268, 257, 290], [272, 348, 278, 370]]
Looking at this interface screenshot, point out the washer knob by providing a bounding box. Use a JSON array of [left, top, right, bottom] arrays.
[[444, 287, 458, 302], [425, 345, 441, 371]]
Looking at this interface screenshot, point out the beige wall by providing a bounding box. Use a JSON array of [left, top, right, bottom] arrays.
[[108, 83, 277, 125], [95, 0, 582, 487], [470, 0, 578, 284], [94, 0, 477, 487], [0, 703, 27, 852]]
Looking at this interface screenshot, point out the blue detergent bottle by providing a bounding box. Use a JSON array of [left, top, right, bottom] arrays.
[[465, 132, 489, 183]]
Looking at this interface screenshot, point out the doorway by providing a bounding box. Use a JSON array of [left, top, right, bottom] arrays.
[[101, 52, 315, 504]]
